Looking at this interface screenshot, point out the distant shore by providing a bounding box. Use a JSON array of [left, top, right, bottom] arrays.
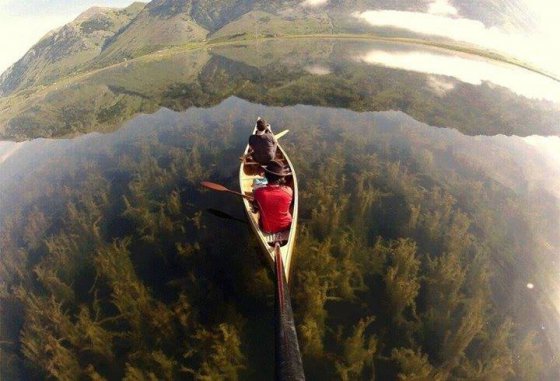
[[1, 33, 557, 118], [72, 33, 560, 86], [193, 33, 560, 83]]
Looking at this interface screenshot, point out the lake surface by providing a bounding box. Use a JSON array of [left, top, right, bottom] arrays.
[[1, 39, 560, 380]]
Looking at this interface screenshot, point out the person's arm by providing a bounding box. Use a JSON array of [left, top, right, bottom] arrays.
[[241, 135, 255, 160], [240, 147, 254, 161]]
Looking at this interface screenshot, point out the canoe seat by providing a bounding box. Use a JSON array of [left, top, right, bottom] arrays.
[[264, 230, 290, 247]]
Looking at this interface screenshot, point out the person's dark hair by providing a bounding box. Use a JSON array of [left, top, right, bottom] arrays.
[[263, 160, 289, 184], [264, 171, 285, 184], [256, 119, 268, 131]]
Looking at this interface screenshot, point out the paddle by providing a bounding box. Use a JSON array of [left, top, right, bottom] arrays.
[[206, 208, 248, 224], [274, 129, 289, 140], [274, 243, 305, 380], [200, 181, 253, 201]]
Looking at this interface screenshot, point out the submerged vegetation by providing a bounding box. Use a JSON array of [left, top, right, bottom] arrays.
[[1, 99, 558, 379]]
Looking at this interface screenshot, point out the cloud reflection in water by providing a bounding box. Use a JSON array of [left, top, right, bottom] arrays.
[[304, 64, 331, 75], [357, 48, 560, 103], [354, 5, 560, 80]]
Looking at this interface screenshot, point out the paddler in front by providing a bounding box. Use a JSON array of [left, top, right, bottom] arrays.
[[245, 117, 278, 165]]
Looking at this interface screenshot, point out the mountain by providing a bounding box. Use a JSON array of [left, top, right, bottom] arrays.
[[95, 0, 209, 66], [0, 2, 145, 96], [1, 0, 406, 96], [0, 0, 541, 97], [94, 1, 314, 65]]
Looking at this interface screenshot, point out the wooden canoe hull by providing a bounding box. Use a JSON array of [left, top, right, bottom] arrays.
[[239, 130, 298, 282]]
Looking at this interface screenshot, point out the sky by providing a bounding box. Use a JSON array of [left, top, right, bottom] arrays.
[[0, 0, 137, 74]]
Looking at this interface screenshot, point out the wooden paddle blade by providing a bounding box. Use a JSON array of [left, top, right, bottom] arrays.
[[200, 181, 228, 191], [201, 181, 254, 201], [275, 130, 289, 139]]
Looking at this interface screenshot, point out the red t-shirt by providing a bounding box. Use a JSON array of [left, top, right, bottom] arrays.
[[253, 185, 293, 233]]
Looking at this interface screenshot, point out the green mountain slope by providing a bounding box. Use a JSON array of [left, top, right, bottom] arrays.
[[96, 0, 209, 66], [209, 9, 333, 41], [0, 0, 547, 97], [0, 2, 145, 96]]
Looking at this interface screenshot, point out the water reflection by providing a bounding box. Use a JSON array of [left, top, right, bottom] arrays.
[[0, 141, 25, 164], [1, 97, 560, 380], [1, 39, 559, 140], [303, 64, 331, 75], [300, 0, 328, 7], [355, 1, 560, 79], [2, 33, 560, 377], [358, 47, 560, 102]]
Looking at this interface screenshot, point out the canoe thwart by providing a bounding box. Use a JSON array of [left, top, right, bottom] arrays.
[[264, 230, 290, 247]]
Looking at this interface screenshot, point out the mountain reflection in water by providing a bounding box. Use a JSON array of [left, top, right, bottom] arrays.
[[1, 39, 559, 140], [1, 94, 559, 379]]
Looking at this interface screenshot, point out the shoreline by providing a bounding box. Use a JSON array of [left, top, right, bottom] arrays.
[[1, 33, 558, 103]]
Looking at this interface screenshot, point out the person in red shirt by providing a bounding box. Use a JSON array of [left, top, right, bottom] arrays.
[[253, 160, 293, 233]]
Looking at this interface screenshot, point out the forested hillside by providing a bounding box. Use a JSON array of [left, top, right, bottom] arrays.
[[1, 99, 557, 379]]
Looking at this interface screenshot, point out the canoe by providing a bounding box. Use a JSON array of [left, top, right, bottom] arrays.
[[239, 127, 298, 283]]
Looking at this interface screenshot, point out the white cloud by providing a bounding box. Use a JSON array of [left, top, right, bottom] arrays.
[[357, 49, 560, 103], [354, 10, 560, 79], [356, 10, 498, 41], [304, 65, 331, 75], [427, 0, 458, 16], [301, 0, 328, 8], [0, 0, 13, 8], [525, 0, 560, 36], [426, 75, 456, 96]]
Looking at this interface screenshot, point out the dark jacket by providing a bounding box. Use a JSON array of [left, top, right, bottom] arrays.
[[249, 131, 277, 164]]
